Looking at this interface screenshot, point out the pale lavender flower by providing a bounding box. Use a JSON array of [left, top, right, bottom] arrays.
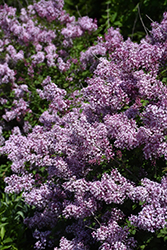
[[54, 236, 87, 250], [77, 16, 97, 32], [5, 173, 35, 194], [3, 98, 30, 121], [31, 51, 45, 65], [92, 220, 136, 249]]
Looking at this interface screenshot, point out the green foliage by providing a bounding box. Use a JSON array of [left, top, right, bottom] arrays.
[[1, 0, 34, 12], [0, 161, 11, 192], [0, 193, 35, 250], [64, 0, 167, 41], [64, 0, 103, 21], [0, 160, 34, 249]]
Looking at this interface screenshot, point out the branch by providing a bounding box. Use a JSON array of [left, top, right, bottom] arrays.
[[146, 14, 167, 36], [138, 4, 149, 36]]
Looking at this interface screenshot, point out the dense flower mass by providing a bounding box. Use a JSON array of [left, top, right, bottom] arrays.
[[1, 0, 167, 249]]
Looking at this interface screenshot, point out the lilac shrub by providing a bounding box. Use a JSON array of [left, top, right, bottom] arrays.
[[1, 1, 167, 249], [128, 176, 167, 233], [0, 0, 98, 132]]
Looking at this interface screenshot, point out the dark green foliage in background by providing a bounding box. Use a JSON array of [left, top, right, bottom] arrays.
[[0, 0, 32, 10], [64, 0, 167, 41], [0, 193, 35, 250]]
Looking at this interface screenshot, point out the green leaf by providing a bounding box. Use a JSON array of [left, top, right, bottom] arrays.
[[131, 229, 136, 235], [140, 245, 146, 250], [111, 12, 117, 22], [106, 8, 111, 13], [0, 245, 12, 250], [2, 238, 13, 244], [132, 4, 139, 12], [1, 227, 6, 240], [113, 21, 122, 27], [1, 218, 7, 222], [105, 0, 112, 4], [14, 211, 24, 220], [132, 204, 137, 210], [101, 15, 108, 19]]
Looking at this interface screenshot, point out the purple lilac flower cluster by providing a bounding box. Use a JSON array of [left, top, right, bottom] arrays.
[[1, 1, 167, 249], [128, 177, 167, 232], [0, 1, 97, 123]]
